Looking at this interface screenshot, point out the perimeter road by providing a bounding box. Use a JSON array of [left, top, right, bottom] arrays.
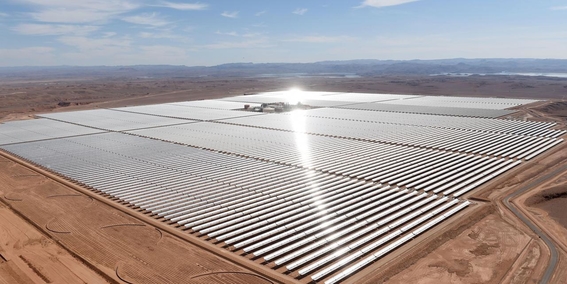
[[503, 162, 567, 284]]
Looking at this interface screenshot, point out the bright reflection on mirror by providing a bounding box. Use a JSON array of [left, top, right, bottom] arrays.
[[287, 88, 303, 105], [288, 107, 327, 212], [289, 110, 310, 168]]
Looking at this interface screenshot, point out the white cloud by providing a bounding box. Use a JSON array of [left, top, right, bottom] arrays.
[[30, 9, 119, 23], [0, 46, 53, 54], [119, 45, 193, 65], [0, 12, 8, 17], [242, 32, 262, 38], [204, 39, 272, 49], [102, 32, 117, 37], [59, 36, 131, 52], [0, 47, 55, 66], [19, 0, 139, 11], [292, 8, 308, 15], [21, 0, 140, 23], [284, 35, 356, 43], [551, 6, 567, 10], [216, 31, 261, 37], [59, 44, 193, 66], [221, 11, 239, 18], [138, 45, 187, 58], [13, 24, 99, 36], [157, 2, 208, 10], [122, 13, 170, 27], [255, 11, 266, 16], [356, 0, 419, 8], [139, 31, 188, 40], [216, 31, 239, 37]]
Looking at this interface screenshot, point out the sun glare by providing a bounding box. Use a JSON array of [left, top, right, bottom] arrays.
[[287, 87, 303, 105]]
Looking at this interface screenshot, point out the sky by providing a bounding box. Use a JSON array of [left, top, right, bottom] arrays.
[[1, 0, 567, 66]]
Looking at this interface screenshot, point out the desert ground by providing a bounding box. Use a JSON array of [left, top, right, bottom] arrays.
[[1, 75, 567, 283]]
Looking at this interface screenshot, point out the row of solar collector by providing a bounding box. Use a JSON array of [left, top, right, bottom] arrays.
[[41, 155, 307, 207], [53, 101, 565, 139], [5, 141, 468, 282], [322, 201, 470, 284], [0, 134, 468, 268], [0, 122, 548, 200], [220, 115, 561, 159], [334, 103, 518, 118], [302, 200, 468, 281], [297, 108, 562, 138], [31, 98, 563, 140], [3, 131, 526, 216], [62, 145, 518, 198], [249, 192, 454, 270], [1, 136, 462, 234], [0, 119, 103, 146], [36, 107, 262, 132], [21, 103, 563, 163], [229, 92, 537, 109], [140, 121, 558, 163], [129, 123, 527, 195], [373, 95, 538, 109]]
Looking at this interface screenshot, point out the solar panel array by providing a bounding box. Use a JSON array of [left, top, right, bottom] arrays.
[[295, 108, 563, 137], [111, 104, 264, 121], [221, 95, 358, 107], [221, 91, 537, 117], [335, 103, 517, 118], [129, 122, 524, 196], [1, 133, 471, 283], [38, 109, 191, 131], [222, 114, 562, 159], [0, 118, 102, 146], [168, 99, 248, 110], [375, 96, 539, 110], [0, 91, 562, 283]]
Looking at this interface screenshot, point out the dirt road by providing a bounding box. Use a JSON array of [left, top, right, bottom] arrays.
[[502, 163, 567, 283]]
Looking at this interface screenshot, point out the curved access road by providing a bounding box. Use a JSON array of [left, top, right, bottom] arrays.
[[502, 163, 567, 284]]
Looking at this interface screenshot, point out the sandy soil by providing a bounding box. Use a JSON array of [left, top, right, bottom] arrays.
[[386, 214, 533, 284], [517, 164, 567, 256], [0, 201, 108, 284], [528, 183, 567, 229], [0, 154, 272, 284]]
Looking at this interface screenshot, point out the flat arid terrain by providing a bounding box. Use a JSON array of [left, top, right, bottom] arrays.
[[1, 74, 567, 283]]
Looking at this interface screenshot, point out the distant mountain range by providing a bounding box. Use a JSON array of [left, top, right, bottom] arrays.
[[1, 58, 567, 80]]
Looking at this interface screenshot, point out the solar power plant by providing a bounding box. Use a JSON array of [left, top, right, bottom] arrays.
[[0, 92, 564, 283], [167, 99, 249, 110], [334, 103, 518, 118], [221, 95, 358, 108], [0, 118, 103, 146], [293, 108, 564, 138], [220, 114, 563, 159], [221, 91, 423, 108], [129, 122, 523, 196], [375, 95, 539, 110], [111, 104, 265, 121], [313, 93, 421, 103], [38, 109, 193, 131], [251, 91, 421, 103]]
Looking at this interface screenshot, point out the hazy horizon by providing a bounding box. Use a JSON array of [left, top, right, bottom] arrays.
[[1, 57, 567, 69]]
